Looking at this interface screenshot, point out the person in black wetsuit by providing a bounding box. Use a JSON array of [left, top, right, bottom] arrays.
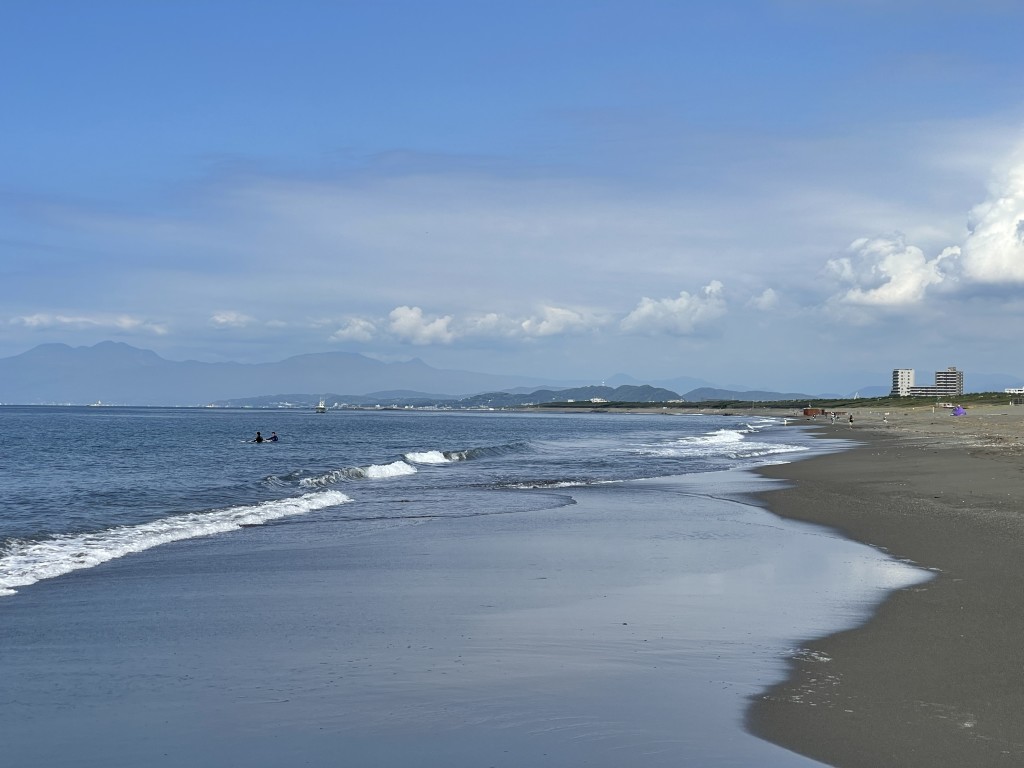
[[269, 432, 278, 442], [254, 431, 264, 443]]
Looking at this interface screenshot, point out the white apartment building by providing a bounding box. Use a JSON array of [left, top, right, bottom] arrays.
[[891, 366, 964, 398], [934, 366, 964, 396], [891, 369, 914, 396]]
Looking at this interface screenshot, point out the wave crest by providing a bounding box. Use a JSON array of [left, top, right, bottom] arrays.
[[300, 460, 418, 487], [0, 490, 351, 597], [404, 450, 455, 464]]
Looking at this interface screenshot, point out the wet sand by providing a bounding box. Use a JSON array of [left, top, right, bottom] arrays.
[[747, 405, 1024, 766]]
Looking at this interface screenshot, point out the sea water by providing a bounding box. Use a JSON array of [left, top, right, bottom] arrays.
[[0, 407, 816, 597], [0, 407, 925, 766]]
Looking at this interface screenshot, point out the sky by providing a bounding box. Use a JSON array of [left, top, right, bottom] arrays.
[[4, 0, 1024, 393]]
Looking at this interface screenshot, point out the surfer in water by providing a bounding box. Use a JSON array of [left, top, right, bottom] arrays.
[[254, 431, 264, 443], [269, 432, 278, 442]]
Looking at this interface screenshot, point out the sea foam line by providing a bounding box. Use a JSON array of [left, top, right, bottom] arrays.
[[501, 479, 620, 490], [637, 427, 809, 460], [0, 489, 351, 597]]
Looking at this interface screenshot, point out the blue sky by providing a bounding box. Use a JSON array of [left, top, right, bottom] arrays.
[[4, 0, 1024, 393]]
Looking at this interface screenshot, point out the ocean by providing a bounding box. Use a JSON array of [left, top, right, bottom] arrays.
[[0, 406, 925, 766]]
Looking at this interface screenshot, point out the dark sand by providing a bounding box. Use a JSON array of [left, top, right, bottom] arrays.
[[748, 406, 1024, 766]]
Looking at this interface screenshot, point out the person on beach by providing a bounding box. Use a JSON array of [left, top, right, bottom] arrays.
[[848, 414, 854, 428], [269, 432, 278, 442], [254, 431, 264, 443]]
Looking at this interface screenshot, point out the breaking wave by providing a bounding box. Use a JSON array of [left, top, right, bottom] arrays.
[[404, 443, 527, 465], [299, 460, 418, 488], [0, 490, 351, 598], [636, 428, 808, 461], [404, 450, 466, 464]]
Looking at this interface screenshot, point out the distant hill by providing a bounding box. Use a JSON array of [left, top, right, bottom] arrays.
[[212, 391, 454, 408], [455, 384, 681, 408], [966, 373, 1024, 392], [0, 342, 553, 406], [683, 387, 820, 402], [605, 372, 715, 393], [851, 385, 889, 398], [214, 384, 683, 409]]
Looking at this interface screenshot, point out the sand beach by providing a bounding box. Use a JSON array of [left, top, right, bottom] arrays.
[[748, 404, 1024, 766]]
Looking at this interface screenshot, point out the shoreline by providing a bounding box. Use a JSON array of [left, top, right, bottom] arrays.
[[746, 406, 1024, 766]]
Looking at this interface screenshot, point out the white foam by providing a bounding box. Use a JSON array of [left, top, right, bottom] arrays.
[[506, 479, 620, 490], [738, 445, 809, 458], [637, 428, 744, 455], [299, 460, 419, 487], [362, 460, 417, 479], [405, 450, 451, 464], [637, 428, 808, 461], [708, 428, 747, 442], [0, 490, 351, 597]]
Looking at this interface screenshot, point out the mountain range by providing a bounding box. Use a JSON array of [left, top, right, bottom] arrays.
[[213, 384, 685, 409], [0, 342, 556, 406], [2, 341, 1017, 406], [0, 342, 744, 406]]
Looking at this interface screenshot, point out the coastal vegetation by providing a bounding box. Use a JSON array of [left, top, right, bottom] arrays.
[[539, 391, 1020, 412]]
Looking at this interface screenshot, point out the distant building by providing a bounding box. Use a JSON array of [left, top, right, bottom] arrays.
[[934, 366, 964, 396], [891, 366, 964, 398], [891, 369, 914, 397]]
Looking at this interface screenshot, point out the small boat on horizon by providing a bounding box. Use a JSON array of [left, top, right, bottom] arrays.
[[315, 398, 327, 413]]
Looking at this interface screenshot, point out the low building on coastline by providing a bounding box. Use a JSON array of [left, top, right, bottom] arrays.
[[1004, 387, 1024, 405], [889, 366, 964, 398]]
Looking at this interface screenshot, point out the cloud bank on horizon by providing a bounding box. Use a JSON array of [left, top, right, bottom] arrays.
[[4, 1, 1024, 392]]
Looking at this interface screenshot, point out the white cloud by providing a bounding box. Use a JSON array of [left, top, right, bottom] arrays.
[[330, 318, 377, 342], [749, 288, 779, 311], [819, 145, 1024, 315], [959, 151, 1024, 283], [324, 306, 598, 346], [826, 235, 953, 307], [210, 310, 255, 328], [520, 306, 595, 337], [459, 312, 521, 338], [388, 306, 455, 345], [10, 313, 167, 335], [620, 281, 726, 335]]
